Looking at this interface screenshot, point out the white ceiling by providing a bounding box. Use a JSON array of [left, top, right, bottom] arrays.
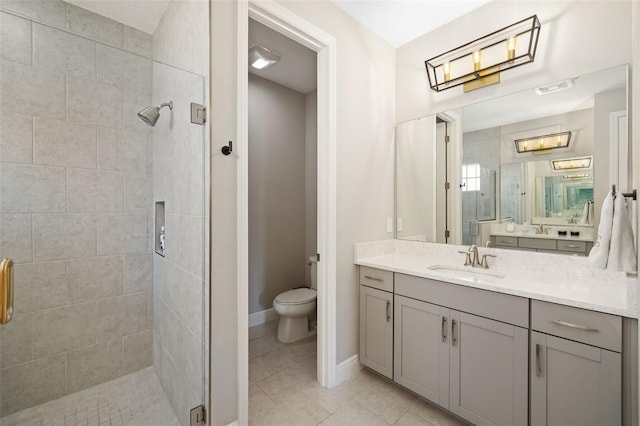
[[249, 19, 317, 94], [330, 0, 492, 47], [462, 66, 627, 133], [66, 0, 169, 34]]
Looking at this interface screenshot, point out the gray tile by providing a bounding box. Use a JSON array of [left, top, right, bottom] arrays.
[[13, 261, 66, 313], [33, 117, 96, 168], [0, 12, 31, 65], [165, 214, 204, 278], [65, 3, 123, 47], [96, 44, 151, 94], [0, 313, 32, 367], [162, 261, 203, 336], [0, 214, 32, 263], [0, 0, 66, 29], [126, 213, 149, 252], [318, 401, 388, 426], [0, 111, 33, 164], [175, 320, 203, 396], [123, 329, 152, 374], [66, 339, 123, 393], [67, 255, 123, 304], [123, 130, 151, 173], [0, 354, 66, 416], [125, 172, 152, 213], [96, 213, 124, 255], [33, 302, 96, 358], [97, 126, 123, 171], [67, 76, 122, 128], [123, 25, 152, 58], [124, 252, 152, 294], [33, 214, 97, 261], [68, 169, 123, 213], [0, 164, 66, 214], [32, 23, 95, 79], [0, 59, 65, 119], [96, 293, 146, 342]]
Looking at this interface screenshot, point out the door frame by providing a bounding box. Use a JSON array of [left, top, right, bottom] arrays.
[[236, 0, 338, 423]]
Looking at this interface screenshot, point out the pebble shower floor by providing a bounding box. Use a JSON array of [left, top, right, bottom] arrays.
[[1, 367, 179, 426]]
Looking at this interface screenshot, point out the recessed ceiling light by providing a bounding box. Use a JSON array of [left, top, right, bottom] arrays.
[[249, 44, 280, 70]]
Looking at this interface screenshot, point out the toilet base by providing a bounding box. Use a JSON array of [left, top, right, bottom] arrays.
[[277, 315, 313, 343]]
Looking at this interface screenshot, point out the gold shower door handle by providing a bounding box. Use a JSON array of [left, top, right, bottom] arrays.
[[1, 258, 14, 325]]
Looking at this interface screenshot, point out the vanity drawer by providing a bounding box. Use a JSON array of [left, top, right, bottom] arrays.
[[557, 240, 587, 253], [360, 266, 393, 292], [518, 238, 556, 250], [531, 300, 622, 352], [495, 236, 518, 247]]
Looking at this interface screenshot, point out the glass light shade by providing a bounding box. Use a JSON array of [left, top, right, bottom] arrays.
[[552, 156, 592, 171], [515, 131, 571, 153]]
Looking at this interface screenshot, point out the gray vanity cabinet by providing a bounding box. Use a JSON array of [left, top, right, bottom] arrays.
[[359, 284, 393, 379], [449, 311, 528, 426], [394, 295, 450, 406], [530, 300, 622, 425]]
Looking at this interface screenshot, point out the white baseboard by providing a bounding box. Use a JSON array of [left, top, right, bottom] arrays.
[[248, 308, 278, 328], [335, 354, 362, 386]]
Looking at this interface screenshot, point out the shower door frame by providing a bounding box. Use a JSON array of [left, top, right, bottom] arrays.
[[236, 1, 338, 424]]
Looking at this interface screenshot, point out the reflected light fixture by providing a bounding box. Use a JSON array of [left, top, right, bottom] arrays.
[[249, 44, 280, 70], [515, 131, 571, 154], [552, 156, 592, 171], [563, 173, 591, 179], [425, 15, 541, 92]]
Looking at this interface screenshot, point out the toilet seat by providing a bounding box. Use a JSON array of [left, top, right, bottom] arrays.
[[274, 288, 317, 305]]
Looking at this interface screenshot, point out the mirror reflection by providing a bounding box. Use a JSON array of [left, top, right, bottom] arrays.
[[396, 64, 628, 255]]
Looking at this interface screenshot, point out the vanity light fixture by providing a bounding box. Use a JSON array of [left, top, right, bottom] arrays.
[[425, 15, 541, 92], [563, 173, 591, 179], [515, 131, 571, 154], [249, 44, 280, 70], [552, 156, 592, 171]]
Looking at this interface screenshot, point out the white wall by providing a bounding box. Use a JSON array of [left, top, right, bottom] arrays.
[[396, 1, 632, 122], [277, 0, 396, 364], [248, 75, 306, 314]]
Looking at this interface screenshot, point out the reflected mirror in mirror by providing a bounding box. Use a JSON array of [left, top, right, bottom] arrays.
[[395, 64, 628, 256]]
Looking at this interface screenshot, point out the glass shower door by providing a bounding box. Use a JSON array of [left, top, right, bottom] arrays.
[[461, 165, 497, 245]]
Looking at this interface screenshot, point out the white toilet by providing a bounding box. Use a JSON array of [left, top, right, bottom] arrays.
[[273, 256, 318, 343]]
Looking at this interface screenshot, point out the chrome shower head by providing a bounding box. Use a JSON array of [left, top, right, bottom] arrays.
[[137, 101, 173, 127]]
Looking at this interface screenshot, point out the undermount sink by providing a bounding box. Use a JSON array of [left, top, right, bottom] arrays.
[[427, 264, 505, 283]]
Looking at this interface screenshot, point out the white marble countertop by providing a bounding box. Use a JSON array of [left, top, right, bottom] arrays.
[[491, 230, 594, 242], [354, 240, 638, 318]]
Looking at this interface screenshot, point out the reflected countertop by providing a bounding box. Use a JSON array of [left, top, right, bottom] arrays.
[[354, 239, 638, 318]]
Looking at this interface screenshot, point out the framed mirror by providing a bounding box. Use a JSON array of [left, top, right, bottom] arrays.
[[395, 64, 629, 255]]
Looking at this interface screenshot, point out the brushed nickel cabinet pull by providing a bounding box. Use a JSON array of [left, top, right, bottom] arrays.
[[451, 319, 457, 346], [441, 316, 447, 343], [550, 319, 598, 332], [535, 344, 543, 377], [386, 300, 391, 322], [1, 258, 14, 325], [565, 244, 579, 248], [364, 275, 383, 282]]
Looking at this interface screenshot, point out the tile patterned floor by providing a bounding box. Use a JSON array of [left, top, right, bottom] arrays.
[[249, 321, 468, 426], [1, 367, 179, 426]]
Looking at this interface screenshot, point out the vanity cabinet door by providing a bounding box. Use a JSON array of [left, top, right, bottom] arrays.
[[394, 295, 450, 407], [359, 285, 393, 379], [530, 331, 621, 426], [449, 311, 528, 426]]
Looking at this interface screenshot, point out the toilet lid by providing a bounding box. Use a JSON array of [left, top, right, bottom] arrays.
[[275, 288, 317, 304]]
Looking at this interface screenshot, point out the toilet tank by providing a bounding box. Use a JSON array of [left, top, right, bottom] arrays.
[[309, 255, 318, 290]]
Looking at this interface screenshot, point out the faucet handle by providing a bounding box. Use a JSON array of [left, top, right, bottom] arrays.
[[458, 251, 472, 266], [480, 254, 497, 269]]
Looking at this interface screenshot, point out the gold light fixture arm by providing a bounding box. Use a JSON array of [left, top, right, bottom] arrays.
[[0, 258, 14, 325]]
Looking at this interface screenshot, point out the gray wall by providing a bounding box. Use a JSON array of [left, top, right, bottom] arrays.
[[151, 1, 209, 425], [305, 90, 318, 285], [248, 75, 315, 315], [0, 2, 153, 416]]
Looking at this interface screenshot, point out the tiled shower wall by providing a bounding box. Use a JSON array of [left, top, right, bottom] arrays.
[[0, 1, 154, 416]]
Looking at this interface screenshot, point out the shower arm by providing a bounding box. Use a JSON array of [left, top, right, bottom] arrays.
[[159, 101, 173, 110]]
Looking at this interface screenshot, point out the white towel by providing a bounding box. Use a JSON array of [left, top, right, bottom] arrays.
[[589, 192, 614, 269], [607, 194, 637, 272], [579, 201, 592, 225]]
